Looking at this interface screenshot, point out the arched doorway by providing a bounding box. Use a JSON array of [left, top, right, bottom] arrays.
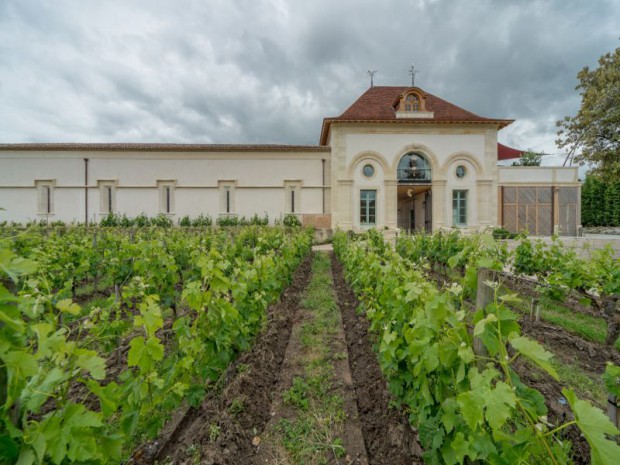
[[396, 152, 432, 232]]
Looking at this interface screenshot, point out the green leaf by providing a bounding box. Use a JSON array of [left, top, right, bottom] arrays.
[[86, 380, 121, 417], [0, 435, 19, 463], [134, 297, 163, 337], [56, 299, 81, 316], [484, 381, 516, 433], [127, 336, 164, 372], [510, 336, 558, 380], [602, 363, 620, 397], [15, 448, 35, 465], [73, 349, 106, 380], [22, 367, 66, 413], [564, 389, 620, 465], [473, 313, 497, 337], [457, 391, 484, 430], [457, 344, 475, 364]]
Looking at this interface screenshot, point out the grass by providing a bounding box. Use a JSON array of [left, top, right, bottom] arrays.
[[504, 290, 620, 350], [274, 251, 347, 465], [551, 358, 608, 409]]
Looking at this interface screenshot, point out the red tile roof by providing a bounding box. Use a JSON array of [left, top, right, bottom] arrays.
[[0, 143, 330, 153], [320, 86, 514, 145]]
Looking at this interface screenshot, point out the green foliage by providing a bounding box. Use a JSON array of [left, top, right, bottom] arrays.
[[282, 213, 302, 227], [557, 47, 620, 178], [581, 176, 620, 227], [511, 150, 543, 166], [603, 363, 620, 397], [215, 215, 239, 227], [191, 214, 212, 227], [335, 230, 620, 464], [0, 225, 313, 464]]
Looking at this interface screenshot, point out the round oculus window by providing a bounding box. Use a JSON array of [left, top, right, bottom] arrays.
[[456, 165, 466, 178], [362, 164, 375, 178]]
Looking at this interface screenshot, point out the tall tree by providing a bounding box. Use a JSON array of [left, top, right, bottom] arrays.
[[556, 47, 620, 178]]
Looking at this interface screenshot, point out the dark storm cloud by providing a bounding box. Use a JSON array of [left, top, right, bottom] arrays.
[[0, 0, 618, 157]]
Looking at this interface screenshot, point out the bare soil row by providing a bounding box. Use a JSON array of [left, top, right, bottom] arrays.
[[147, 252, 423, 465]]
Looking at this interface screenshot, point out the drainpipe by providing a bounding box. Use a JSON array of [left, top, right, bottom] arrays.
[[321, 159, 325, 214], [84, 158, 89, 226]]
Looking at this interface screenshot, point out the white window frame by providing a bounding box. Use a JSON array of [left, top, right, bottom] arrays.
[[98, 180, 117, 214], [35, 180, 55, 215], [452, 190, 468, 226], [157, 180, 176, 215], [218, 180, 237, 215], [284, 180, 302, 214], [360, 189, 377, 226]]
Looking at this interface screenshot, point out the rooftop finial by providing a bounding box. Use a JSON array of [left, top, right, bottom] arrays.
[[367, 70, 377, 87], [409, 65, 419, 87]]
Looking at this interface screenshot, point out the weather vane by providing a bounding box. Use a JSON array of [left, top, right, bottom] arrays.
[[367, 70, 377, 87], [409, 65, 419, 87]]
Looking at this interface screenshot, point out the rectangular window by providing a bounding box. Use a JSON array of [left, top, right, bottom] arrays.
[[284, 181, 302, 214], [157, 181, 176, 214], [218, 180, 236, 215], [452, 190, 467, 226], [98, 180, 117, 214], [36, 180, 55, 214], [360, 189, 376, 225]]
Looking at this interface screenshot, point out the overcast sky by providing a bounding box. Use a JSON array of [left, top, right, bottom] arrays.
[[1, 0, 618, 165]]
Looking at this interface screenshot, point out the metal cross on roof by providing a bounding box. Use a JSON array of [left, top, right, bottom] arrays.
[[367, 70, 377, 87], [409, 65, 419, 87]]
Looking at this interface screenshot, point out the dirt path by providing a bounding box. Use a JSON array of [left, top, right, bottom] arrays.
[[252, 251, 368, 464], [152, 251, 421, 465], [154, 255, 313, 464], [331, 254, 424, 465]]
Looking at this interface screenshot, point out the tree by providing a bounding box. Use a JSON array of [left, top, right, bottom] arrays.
[[556, 47, 620, 179], [512, 150, 543, 166]]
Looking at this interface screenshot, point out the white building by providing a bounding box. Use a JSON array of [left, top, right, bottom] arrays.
[[0, 86, 581, 235]]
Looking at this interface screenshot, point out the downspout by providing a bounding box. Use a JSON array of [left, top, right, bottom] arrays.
[[84, 158, 89, 225], [321, 159, 325, 214]]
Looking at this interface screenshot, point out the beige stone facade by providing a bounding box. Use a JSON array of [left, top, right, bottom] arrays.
[[0, 86, 581, 235]]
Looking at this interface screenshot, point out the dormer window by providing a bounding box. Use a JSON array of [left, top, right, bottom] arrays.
[[404, 94, 420, 111], [396, 90, 434, 119]]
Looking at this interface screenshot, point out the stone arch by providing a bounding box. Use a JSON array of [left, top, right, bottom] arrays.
[[390, 143, 440, 177], [441, 151, 484, 176], [346, 151, 390, 178]]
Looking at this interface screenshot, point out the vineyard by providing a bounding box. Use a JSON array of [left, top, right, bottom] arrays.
[[1, 225, 619, 464], [0, 226, 312, 464]]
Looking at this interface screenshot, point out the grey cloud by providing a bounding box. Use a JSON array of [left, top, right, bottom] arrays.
[[0, 0, 619, 158]]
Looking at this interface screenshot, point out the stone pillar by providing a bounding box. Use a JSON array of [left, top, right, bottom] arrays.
[[384, 179, 398, 229], [432, 179, 447, 230], [553, 186, 560, 235], [476, 179, 493, 230], [337, 179, 353, 230]]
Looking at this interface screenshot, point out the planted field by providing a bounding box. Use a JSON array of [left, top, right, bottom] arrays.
[[1, 226, 619, 464]]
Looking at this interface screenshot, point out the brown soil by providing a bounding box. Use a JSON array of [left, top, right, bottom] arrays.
[[153, 254, 313, 464], [146, 251, 425, 465], [519, 319, 620, 376], [252, 262, 368, 464], [330, 253, 424, 465], [511, 359, 591, 465]]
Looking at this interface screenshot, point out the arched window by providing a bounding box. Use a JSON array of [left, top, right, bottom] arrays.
[[404, 94, 419, 111], [397, 153, 431, 182]]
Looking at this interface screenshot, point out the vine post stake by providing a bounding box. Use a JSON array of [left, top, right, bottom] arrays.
[[474, 268, 493, 366], [530, 298, 541, 322]]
